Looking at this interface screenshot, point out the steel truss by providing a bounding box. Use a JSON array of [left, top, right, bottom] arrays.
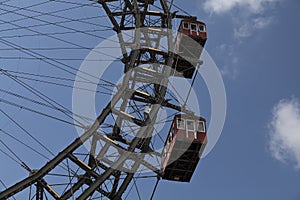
[[0, 0, 197, 199]]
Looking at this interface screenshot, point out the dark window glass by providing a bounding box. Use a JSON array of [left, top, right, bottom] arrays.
[[191, 24, 197, 31], [199, 25, 205, 32], [183, 22, 189, 29], [197, 121, 205, 132]]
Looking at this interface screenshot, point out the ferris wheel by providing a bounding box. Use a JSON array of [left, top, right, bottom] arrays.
[[0, 0, 209, 199]]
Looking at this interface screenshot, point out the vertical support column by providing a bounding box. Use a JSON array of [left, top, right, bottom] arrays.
[[35, 182, 44, 200]]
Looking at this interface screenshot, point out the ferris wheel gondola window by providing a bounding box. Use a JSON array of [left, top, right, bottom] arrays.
[[191, 23, 197, 31], [177, 118, 185, 130], [183, 22, 189, 29], [199, 25, 206, 32], [197, 121, 205, 132], [186, 120, 195, 131]]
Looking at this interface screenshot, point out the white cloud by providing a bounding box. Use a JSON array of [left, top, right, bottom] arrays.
[[269, 98, 300, 169], [253, 17, 273, 29], [203, 0, 277, 14], [234, 23, 252, 39], [203, 0, 277, 39], [202, 0, 278, 78], [234, 16, 273, 39]]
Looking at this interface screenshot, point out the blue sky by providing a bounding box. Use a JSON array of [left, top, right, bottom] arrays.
[[160, 0, 300, 199], [0, 0, 299, 199]]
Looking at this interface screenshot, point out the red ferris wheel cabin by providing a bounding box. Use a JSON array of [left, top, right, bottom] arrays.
[[161, 114, 207, 182], [173, 20, 207, 79]]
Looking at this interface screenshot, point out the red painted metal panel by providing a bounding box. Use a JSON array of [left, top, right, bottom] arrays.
[[178, 20, 207, 40]]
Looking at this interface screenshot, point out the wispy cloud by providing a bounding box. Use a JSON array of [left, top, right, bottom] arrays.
[[253, 16, 273, 29], [201, 0, 279, 78], [234, 16, 273, 39], [214, 44, 239, 79], [269, 98, 300, 170], [203, 0, 278, 39], [203, 0, 277, 14]]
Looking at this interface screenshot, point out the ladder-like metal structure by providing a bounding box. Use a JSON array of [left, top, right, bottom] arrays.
[[0, 0, 197, 199]]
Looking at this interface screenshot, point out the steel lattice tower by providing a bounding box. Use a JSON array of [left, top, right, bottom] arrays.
[[0, 0, 198, 199]]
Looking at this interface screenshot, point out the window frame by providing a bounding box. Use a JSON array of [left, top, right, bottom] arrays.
[[186, 119, 195, 131], [198, 25, 206, 32], [183, 22, 189, 30], [176, 118, 185, 130], [190, 23, 197, 32], [196, 120, 206, 132]]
